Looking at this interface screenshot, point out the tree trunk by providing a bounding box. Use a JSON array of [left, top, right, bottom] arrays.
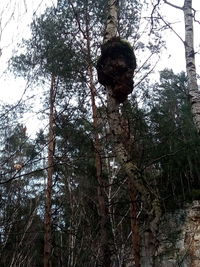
[[104, 1, 143, 266], [184, 0, 200, 133], [106, 89, 149, 266], [86, 11, 111, 266], [104, 0, 119, 43], [128, 178, 141, 267], [102, 1, 161, 266], [44, 74, 56, 267], [88, 66, 111, 266]]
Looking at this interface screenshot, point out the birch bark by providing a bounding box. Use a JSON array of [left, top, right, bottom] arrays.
[[184, 4, 200, 265], [102, 1, 162, 266], [104, 0, 119, 43], [184, 0, 200, 132], [103, 1, 162, 266]]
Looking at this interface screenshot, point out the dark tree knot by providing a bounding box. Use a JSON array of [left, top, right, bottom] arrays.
[[96, 37, 136, 103]]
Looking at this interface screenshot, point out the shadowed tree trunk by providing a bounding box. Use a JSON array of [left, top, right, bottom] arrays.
[[183, 3, 200, 265], [128, 177, 141, 267], [85, 7, 111, 266], [103, 0, 143, 266], [99, 1, 162, 266], [88, 53, 111, 267], [44, 74, 56, 267]]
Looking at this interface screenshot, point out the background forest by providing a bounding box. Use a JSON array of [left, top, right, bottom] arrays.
[[0, 0, 200, 266]]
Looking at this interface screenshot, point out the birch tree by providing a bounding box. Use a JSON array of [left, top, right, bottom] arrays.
[[155, 0, 200, 133], [97, 0, 162, 266], [183, 0, 200, 133]]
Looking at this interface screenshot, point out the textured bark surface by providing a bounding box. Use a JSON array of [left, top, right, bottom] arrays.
[[89, 67, 111, 267], [104, 0, 119, 43], [128, 178, 141, 267], [184, 0, 200, 132], [44, 74, 56, 267], [86, 18, 111, 265], [103, 2, 142, 264], [107, 90, 161, 266], [102, 1, 162, 266]]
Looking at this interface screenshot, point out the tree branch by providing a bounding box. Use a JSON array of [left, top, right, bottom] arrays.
[[158, 12, 184, 44], [163, 0, 183, 10], [150, 0, 161, 31]]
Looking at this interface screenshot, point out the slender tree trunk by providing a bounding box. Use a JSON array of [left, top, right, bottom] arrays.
[[184, 0, 200, 132], [44, 74, 56, 267], [106, 89, 148, 266], [85, 11, 111, 267], [88, 65, 111, 267], [184, 6, 200, 264], [104, 0, 119, 43], [102, 1, 161, 266], [104, 1, 142, 266], [128, 178, 141, 267]]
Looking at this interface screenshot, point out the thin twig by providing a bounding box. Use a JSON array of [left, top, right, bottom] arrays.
[[158, 12, 184, 44], [163, 0, 183, 10]]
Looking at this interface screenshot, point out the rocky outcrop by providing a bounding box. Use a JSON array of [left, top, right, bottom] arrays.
[[156, 201, 200, 267], [184, 201, 200, 267]]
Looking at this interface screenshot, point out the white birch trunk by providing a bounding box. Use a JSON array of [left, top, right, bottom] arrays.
[[103, 1, 158, 266], [184, 0, 200, 132], [102, 1, 162, 266], [104, 0, 119, 43]]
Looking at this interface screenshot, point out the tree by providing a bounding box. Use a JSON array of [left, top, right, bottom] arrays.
[[148, 69, 200, 206], [44, 74, 57, 267], [7, 1, 169, 266], [151, 0, 200, 133], [10, 6, 81, 266], [98, 1, 162, 266], [183, 0, 200, 133], [0, 117, 44, 266]]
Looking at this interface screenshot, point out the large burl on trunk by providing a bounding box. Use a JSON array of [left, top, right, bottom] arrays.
[[97, 37, 136, 103]]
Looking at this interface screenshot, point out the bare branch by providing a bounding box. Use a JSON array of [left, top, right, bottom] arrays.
[[68, 0, 87, 39], [163, 0, 183, 10], [150, 0, 161, 31], [158, 12, 184, 44], [192, 7, 200, 25]]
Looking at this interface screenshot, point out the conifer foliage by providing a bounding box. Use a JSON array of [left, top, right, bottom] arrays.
[[1, 0, 200, 266]]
